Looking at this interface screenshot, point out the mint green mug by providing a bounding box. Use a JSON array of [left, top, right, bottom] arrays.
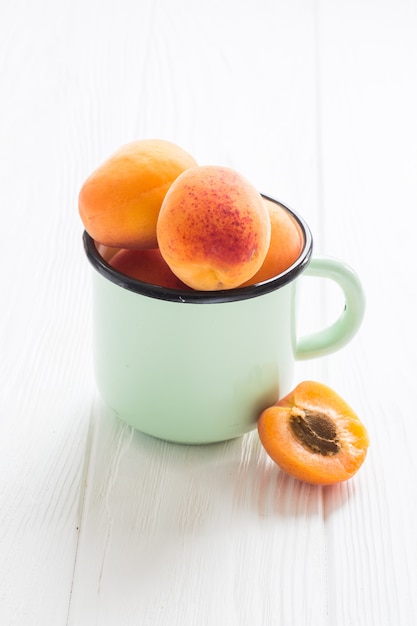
[[83, 196, 365, 444]]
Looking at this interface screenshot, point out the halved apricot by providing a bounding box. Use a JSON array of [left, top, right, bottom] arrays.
[[258, 381, 369, 485]]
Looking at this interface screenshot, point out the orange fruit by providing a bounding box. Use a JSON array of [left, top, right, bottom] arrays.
[[258, 381, 369, 485], [79, 139, 197, 248]]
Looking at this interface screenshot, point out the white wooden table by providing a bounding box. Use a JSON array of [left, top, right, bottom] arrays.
[[2, 1, 417, 624]]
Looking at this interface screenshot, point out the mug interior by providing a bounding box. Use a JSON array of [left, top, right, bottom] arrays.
[[83, 195, 313, 304]]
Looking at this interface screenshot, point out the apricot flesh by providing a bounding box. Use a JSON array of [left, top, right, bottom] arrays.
[[78, 139, 197, 249], [258, 381, 369, 485], [109, 248, 191, 290], [156, 165, 271, 290], [240, 199, 304, 285]]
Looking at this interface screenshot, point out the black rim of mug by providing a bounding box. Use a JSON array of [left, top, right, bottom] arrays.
[[82, 194, 313, 304]]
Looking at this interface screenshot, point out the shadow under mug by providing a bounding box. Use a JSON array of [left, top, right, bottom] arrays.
[[83, 195, 365, 444]]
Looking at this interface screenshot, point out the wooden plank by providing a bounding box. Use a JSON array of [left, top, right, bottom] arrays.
[[317, 1, 417, 624], [69, 399, 328, 625], [0, 1, 97, 623]]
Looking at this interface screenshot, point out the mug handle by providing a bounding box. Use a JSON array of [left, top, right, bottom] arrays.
[[295, 257, 365, 360]]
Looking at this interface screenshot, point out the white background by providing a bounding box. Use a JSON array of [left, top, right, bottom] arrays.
[[1, 0, 417, 624]]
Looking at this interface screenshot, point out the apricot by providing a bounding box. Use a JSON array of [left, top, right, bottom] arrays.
[[258, 381, 369, 485], [109, 248, 191, 290], [156, 165, 271, 290], [240, 199, 304, 286], [78, 139, 197, 249]]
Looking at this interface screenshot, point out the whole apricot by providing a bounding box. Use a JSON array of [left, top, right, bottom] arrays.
[[78, 139, 197, 249], [240, 199, 304, 285], [109, 248, 191, 290], [156, 165, 271, 290], [258, 381, 369, 485]]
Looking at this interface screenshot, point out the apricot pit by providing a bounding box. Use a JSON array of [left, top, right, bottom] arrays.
[[289, 407, 341, 456]]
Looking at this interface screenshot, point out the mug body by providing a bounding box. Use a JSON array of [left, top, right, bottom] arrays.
[[84, 196, 313, 444], [92, 273, 298, 443]]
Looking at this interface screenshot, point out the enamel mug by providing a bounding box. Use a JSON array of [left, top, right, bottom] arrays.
[[83, 196, 365, 444]]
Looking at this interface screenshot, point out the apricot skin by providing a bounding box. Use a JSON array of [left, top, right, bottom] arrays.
[[78, 139, 197, 249], [240, 199, 304, 285], [258, 381, 369, 485], [156, 165, 271, 290], [109, 248, 191, 290]]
